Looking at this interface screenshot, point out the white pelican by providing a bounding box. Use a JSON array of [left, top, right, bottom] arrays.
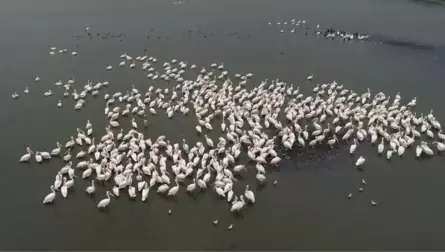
[[65, 137, 75, 148], [128, 186, 136, 198], [186, 179, 197, 192], [270, 157, 281, 165], [422, 142, 434, 156], [157, 184, 169, 194], [350, 139, 358, 154], [416, 145, 423, 157], [43, 186, 56, 204], [97, 191, 114, 209], [168, 179, 179, 196], [86, 180, 95, 194], [230, 195, 245, 212], [378, 138, 384, 154], [433, 141, 445, 152], [35, 151, 43, 163], [355, 156, 365, 167], [112, 186, 120, 197], [244, 185, 255, 203], [20, 147, 33, 162], [40, 151, 51, 160], [142, 184, 149, 202]]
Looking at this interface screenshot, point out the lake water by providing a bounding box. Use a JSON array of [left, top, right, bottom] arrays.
[[1, 0, 445, 250]]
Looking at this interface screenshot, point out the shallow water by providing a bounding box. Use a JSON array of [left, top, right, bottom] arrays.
[[1, 0, 445, 250]]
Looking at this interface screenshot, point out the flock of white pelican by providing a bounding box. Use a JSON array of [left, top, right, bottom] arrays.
[[269, 18, 370, 41], [17, 47, 444, 229]]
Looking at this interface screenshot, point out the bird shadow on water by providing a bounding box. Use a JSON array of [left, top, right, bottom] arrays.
[[97, 207, 111, 214], [127, 196, 137, 202], [255, 183, 267, 192], [156, 193, 179, 204], [186, 191, 199, 200], [277, 141, 350, 171], [233, 174, 245, 182], [230, 211, 245, 220]]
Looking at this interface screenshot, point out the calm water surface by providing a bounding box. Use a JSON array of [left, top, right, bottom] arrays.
[[1, 0, 445, 250]]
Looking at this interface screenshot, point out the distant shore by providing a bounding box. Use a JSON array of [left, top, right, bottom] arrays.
[[416, 0, 445, 4]]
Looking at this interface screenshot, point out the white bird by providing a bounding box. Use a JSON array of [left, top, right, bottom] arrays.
[[230, 195, 245, 212], [43, 186, 56, 204], [157, 184, 169, 194], [422, 142, 434, 156], [40, 151, 51, 160], [131, 118, 138, 129], [244, 185, 255, 203], [97, 191, 114, 209], [186, 179, 197, 192], [350, 139, 358, 154], [35, 151, 43, 163], [61, 182, 68, 198], [142, 183, 150, 202], [433, 141, 445, 152], [19, 147, 33, 162], [86, 180, 95, 194], [256, 173, 266, 184], [416, 145, 423, 157], [204, 135, 214, 147], [270, 157, 281, 165], [168, 179, 179, 196], [128, 186, 136, 198], [355, 156, 365, 167], [378, 138, 384, 154]]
